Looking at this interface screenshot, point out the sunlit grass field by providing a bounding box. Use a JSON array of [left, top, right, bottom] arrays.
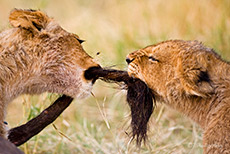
[[0, 0, 229, 153]]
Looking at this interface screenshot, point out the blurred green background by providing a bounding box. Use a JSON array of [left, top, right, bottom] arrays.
[[0, 0, 229, 153]]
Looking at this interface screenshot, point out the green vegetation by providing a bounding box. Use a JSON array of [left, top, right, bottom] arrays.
[[1, 0, 229, 153]]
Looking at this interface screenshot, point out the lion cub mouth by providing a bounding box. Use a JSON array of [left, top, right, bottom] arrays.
[[127, 63, 139, 78], [126, 59, 146, 84]]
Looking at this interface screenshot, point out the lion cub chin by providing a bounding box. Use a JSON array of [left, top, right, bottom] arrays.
[[126, 40, 230, 154], [0, 9, 100, 137]]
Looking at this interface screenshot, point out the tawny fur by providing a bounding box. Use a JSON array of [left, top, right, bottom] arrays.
[[0, 9, 99, 137], [126, 40, 230, 153]]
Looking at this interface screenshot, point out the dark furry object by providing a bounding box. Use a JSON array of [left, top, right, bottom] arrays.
[[84, 67, 155, 145], [8, 95, 73, 146]]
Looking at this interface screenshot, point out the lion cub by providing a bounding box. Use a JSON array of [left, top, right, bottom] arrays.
[[0, 9, 99, 137], [126, 40, 230, 153]]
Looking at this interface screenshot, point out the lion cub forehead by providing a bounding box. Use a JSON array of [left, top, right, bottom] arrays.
[[143, 40, 204, 54], [130, 40, 218, 62]]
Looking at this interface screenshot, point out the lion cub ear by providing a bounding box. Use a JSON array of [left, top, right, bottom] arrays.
[[9, 9, 49, 32], [177, 55, 214, 97], [180, 69, 214, 97]]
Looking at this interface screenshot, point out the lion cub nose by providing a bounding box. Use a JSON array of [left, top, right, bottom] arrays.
[[126, 57, 134, 64]]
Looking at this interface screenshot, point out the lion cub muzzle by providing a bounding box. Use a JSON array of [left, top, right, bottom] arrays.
[[84, 66, 102, 84], [126, 57, 134, 64], [126, 56, 141, 79]]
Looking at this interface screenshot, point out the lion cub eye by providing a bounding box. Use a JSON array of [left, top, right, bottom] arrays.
[[74, 36, 85, 44], [149, 56, 159, 62]]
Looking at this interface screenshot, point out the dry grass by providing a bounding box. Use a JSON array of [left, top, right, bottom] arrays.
[[1, 0, 229, 153]]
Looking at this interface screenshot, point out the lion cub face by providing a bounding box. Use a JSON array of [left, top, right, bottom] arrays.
[[2, 9, 100, 99], [126, 40, 215, 101]]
